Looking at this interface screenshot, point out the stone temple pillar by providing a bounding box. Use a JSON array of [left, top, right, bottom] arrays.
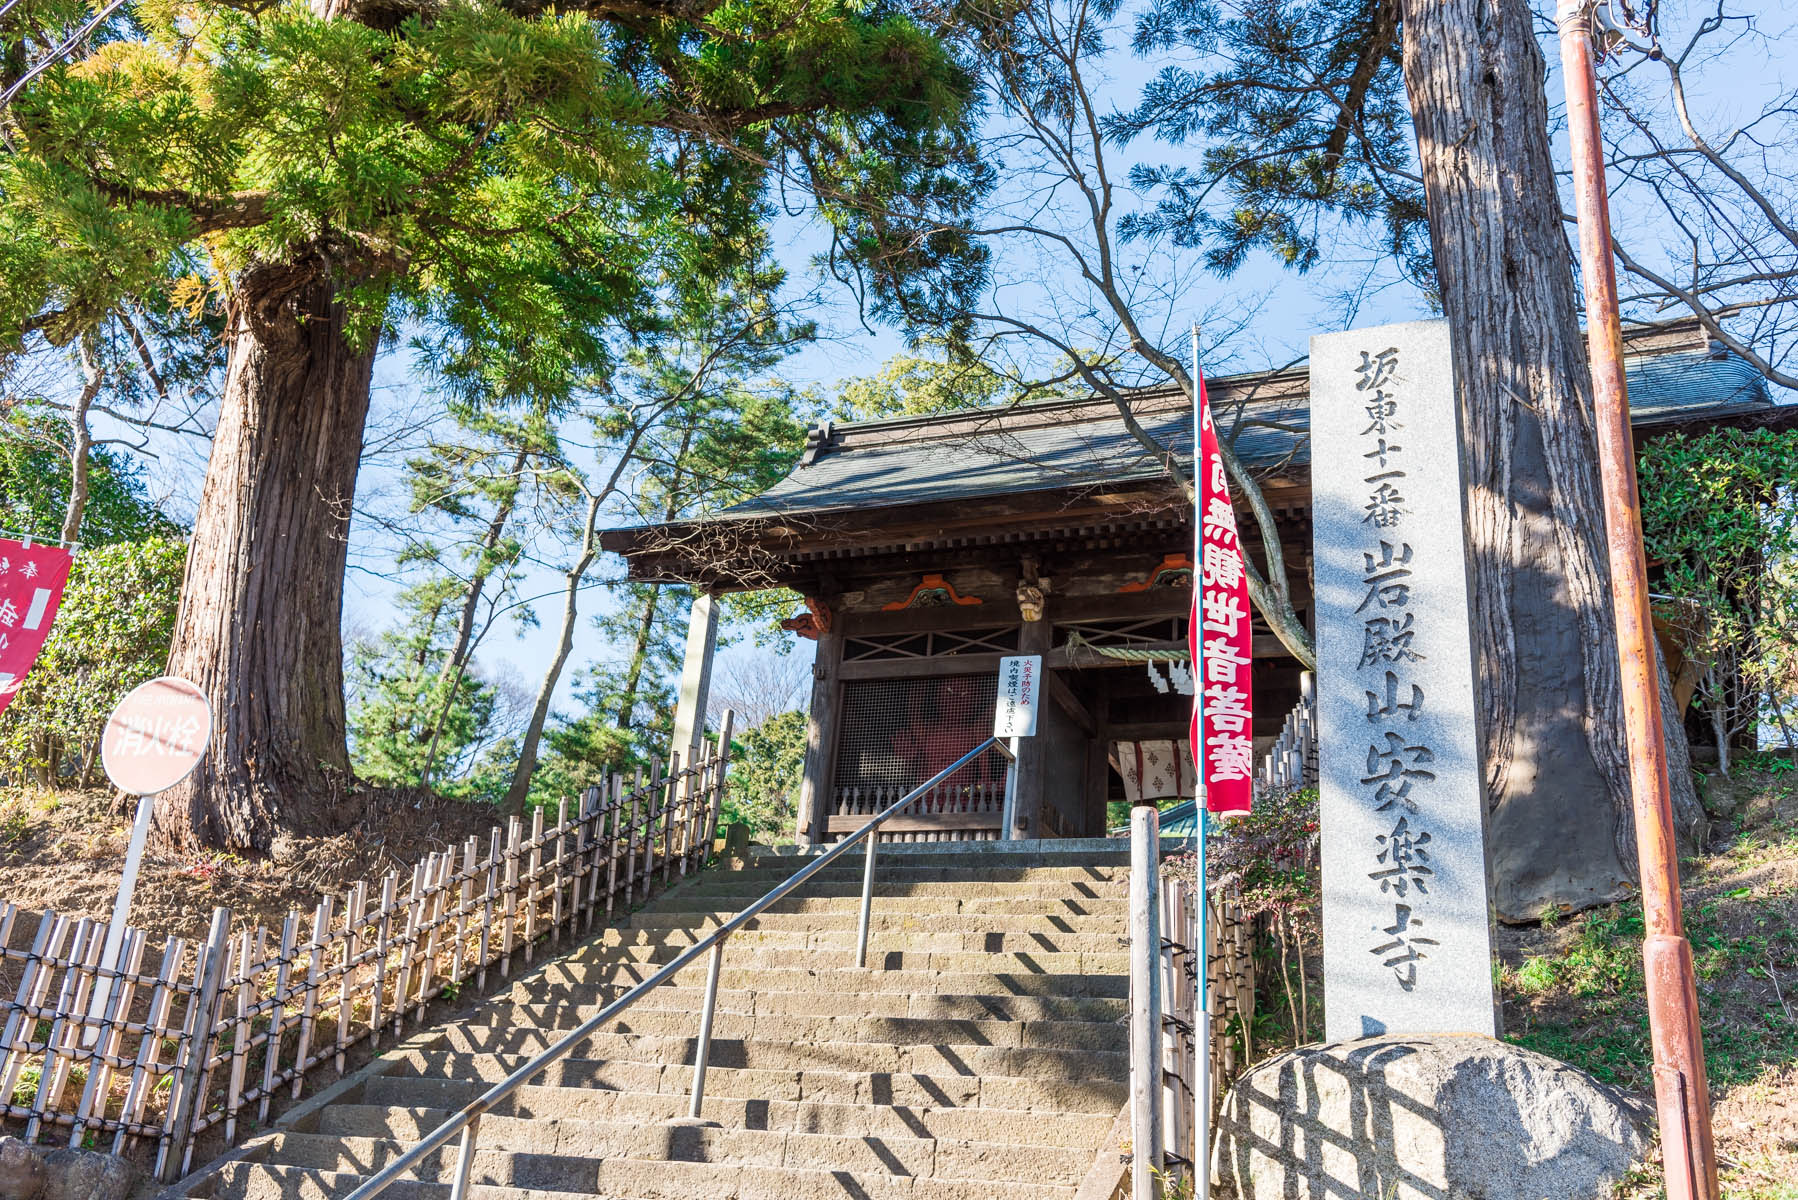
[[671, 590, 719, 757]]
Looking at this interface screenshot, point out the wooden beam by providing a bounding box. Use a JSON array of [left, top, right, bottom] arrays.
[[1010, 619, 1053, 839], [1044, 671, 1095, 736], [838, 653, 1004, 681], [1085, 695, 1112, 837], [797, 629, 844, 845]]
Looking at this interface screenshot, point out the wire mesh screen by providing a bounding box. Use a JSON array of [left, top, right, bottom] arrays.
[[834, 675, 1006, 791]]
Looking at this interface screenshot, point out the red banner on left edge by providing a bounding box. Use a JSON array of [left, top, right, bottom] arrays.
[[0, 538, 75, 718]]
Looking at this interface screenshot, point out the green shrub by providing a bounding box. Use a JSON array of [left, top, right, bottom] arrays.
[[721, 710, 807, 843], [0, 537, 186, 785]]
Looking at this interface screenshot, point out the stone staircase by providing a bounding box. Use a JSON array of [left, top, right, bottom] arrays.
[[179, 842, 1134, 1200]]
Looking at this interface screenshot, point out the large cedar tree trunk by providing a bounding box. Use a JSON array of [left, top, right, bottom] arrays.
[[153, 259, 378, 851], [1399, 0, 1703, 920]]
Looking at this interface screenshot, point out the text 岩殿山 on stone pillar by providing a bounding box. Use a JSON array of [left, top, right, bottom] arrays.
[[1310, 319, 1500, 1041]]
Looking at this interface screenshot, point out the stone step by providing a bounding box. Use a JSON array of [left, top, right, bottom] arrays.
[[440, 1011, 1125, 1053], [267, 1122, 1091, 1185], [535, 948, 1130, 980], [206, 1159, 1075, 1200], [432, 1027, 1128, 1077], [507, 965, 1130, 1003], [592, 926, 1126, 955], [382, 1050, 1127, 1113], [676, 874, 1121, 899], [619, 910, 1127, 935], [319, 1099, 1113, 1150], [202, 1160, 591, 1200], [640, 895, 1125, 918], [708, 864, 1128, 887], [744, 842, 1129, 870], [473, 988, 1127, 1025]]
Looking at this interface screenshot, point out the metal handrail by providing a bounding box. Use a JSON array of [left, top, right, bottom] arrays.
[[342, 735, 1013, 1200]]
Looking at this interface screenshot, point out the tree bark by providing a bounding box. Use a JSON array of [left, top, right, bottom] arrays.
[[60, 337, 102, 545], [153, 259, 378, 852], [1400, 0, 1698, 920]]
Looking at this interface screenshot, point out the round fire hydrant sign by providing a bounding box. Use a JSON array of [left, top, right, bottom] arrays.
[[101, 676, 213, 796]]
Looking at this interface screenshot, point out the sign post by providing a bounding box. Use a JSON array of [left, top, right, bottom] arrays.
[[994, 655, 1043, 840], [90, 677, 213, 1030]]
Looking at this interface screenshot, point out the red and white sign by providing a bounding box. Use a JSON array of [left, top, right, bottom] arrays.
[[0, 537, 75, 718], [1190, 371, 1254, 815], [101, 676, 213, 796]]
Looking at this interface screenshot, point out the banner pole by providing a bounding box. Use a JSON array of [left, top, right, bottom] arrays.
[[1190, 322, 1212, 1198]]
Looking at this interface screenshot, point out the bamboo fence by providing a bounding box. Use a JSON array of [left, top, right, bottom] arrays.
[[0, 723, 732, 1183]]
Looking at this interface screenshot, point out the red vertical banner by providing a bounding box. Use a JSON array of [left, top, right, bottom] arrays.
[[0, 538, 75, 718], [1189, 373, 1254, 814]]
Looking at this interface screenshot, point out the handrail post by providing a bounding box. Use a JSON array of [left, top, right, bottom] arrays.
[[688, 939, 727, 1119], [448, 1115, 482, 1200], [1129, 805, 1164, 1199], [855, 831, 880, 969]]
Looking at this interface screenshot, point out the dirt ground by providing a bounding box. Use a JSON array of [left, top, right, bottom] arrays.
[[1494, 758, 1798, 1199], [0, 785, 519, 941]]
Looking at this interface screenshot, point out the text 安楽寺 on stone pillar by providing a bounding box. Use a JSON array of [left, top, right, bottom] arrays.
[[1310, 319, 1499, 1041]]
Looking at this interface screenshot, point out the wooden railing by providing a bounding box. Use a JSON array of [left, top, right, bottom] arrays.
[[0, 723, 732, 1183], [825, 780, 1006, 842]]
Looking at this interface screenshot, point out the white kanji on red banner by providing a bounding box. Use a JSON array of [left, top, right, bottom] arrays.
[[0, 539, 74, 718], [1189, 373, 1254, 814]]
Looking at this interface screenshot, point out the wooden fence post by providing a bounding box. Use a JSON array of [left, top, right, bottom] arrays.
[[501, 817, 521, 974], [452, 838, 476, 993], [292, 897, 331, 1097], [257, 913, 298, 1125], [30, 918, 99, 1141], [336, 882, 364, 1075], [706, 711, 735, 860], [70, 928, 144, 1148], [159, 906, 232, 1183], [0, 912, 62, 1116], [639, 762, 659, 898], [478, 828, 500, 989], [115, 934, 183, 1156], [582, 782, 606, 931], [551, 799, 568, 943], [524, 808, 543, 961], [606, 776, 624, 921]]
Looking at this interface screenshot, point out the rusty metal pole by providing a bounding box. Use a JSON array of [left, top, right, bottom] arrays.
[[1554, 5, 1718, 1198]]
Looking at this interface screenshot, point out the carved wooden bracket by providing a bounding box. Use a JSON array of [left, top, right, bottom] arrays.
[[779, 595, 834, 640], [882, 573, 983, 611], [1118, 553, 1194, 594]]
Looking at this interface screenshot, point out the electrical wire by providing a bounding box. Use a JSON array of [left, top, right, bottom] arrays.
[[0, 0, 132, 113]]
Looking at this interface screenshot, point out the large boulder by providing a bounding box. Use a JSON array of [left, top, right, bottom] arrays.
[[1213, 1035, 1648, 1200], [0, 1137, 45, 1200], [37, 1148, 136, 1200]]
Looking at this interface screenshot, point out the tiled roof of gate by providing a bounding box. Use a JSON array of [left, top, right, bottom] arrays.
[[709, 331, 1776, 523]]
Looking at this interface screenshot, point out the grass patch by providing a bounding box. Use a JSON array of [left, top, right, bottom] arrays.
[[1501, 759, 1798, 1199]]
